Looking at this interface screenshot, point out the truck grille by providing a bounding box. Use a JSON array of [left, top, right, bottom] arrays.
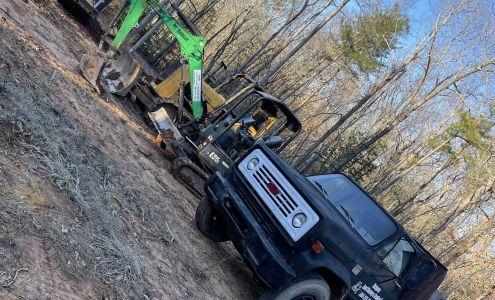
[[238, 149, 319, 242], [253, 166, 298, 217], [236, 182, 276, 234]]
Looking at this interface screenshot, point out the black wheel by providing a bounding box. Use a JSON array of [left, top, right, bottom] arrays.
[[172, 157, 208, 199], [195, 197, 229, 242], [260, 273, 331, 300]]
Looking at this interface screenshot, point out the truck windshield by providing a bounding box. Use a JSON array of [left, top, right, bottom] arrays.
[[309, 174, 396, 246]]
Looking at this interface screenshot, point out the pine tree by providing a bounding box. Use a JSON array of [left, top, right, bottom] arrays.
[[337, 4, 409, 73]]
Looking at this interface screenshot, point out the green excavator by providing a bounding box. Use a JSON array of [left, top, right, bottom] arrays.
[[62, 0, 302, 197], [77, 0, 206, 120]]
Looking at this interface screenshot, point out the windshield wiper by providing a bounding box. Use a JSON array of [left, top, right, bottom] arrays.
[[339, 205, 355, 227], [314, 181, 328, 196]]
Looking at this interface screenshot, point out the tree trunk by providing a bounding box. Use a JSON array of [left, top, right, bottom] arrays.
[[283, 59, 329, 100], [292, 7, 463, 169], [390, 158, 452, 217], [370, 137, 453, 196], [258, 0, 350, 85], [204, 19, 243, 75], [291, 64, 408, 169], [331, 56, 495, 170], [249, 1, 334, 79], [237, 0, 311, 75]]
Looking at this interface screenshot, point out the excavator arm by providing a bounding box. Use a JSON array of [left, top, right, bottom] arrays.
[[111, 0, 206, 119]]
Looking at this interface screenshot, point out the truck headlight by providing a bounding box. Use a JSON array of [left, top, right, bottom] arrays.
[[247, 157, 259, 170], [292, 213, 307, 228]]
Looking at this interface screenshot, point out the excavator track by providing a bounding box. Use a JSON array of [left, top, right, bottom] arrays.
[[171, 157, 209, 199]]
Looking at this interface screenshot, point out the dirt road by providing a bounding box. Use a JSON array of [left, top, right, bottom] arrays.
[[0, 0, 260, 298]]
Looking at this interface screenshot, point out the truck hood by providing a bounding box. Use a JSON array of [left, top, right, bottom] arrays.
[[255, 144, 366, 261]]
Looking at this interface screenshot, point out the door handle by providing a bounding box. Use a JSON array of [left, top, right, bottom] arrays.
[[394, 280, 402, 289]]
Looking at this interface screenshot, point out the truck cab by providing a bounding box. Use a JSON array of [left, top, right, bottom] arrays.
[[197, 143, 447, 300]]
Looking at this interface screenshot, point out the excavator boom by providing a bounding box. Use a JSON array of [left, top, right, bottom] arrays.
[[81, 0, 206, 119], [147, 0, 206, 119]]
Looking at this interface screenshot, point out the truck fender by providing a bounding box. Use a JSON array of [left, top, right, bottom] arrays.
[[297, 250, 352, 297]]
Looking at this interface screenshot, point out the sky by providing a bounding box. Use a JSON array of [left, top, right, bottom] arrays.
[[400, 0, 434, 49]]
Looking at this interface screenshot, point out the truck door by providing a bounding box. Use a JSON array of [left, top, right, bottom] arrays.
[[399, 242, 447, 300], [349, 237, 416, 300]]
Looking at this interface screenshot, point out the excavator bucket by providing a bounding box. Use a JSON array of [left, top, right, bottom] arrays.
[[148, 107, 182, 143], [101, 53, 141, 96], [80, 53, 105, 89], [79, 52, 141, 96]]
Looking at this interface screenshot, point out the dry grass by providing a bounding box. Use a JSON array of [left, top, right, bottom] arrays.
[[0, 77, 157, 297], [0, 1, 262, 298]]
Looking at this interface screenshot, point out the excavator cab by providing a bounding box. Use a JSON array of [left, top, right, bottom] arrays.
[[201, 96, 299, 160], [157, 86, 302, 197]]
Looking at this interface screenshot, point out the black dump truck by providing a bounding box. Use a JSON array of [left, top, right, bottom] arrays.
[[196, 143, 447, 300]]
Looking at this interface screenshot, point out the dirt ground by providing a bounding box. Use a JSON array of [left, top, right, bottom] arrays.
[[0, 0, 261, 298]]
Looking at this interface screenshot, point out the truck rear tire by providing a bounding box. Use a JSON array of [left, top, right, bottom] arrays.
[[260, 273, 331, 300], [195, 197, 229, 242]]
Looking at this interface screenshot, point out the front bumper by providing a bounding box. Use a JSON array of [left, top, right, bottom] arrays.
[[205, 172, 296, 289]]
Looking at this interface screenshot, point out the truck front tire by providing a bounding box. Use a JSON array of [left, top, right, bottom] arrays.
[[261, 273, 331, 300], [195, 197, 229, 242]]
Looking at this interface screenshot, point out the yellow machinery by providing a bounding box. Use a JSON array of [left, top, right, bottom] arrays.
[[153, 66, 226, 112]]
